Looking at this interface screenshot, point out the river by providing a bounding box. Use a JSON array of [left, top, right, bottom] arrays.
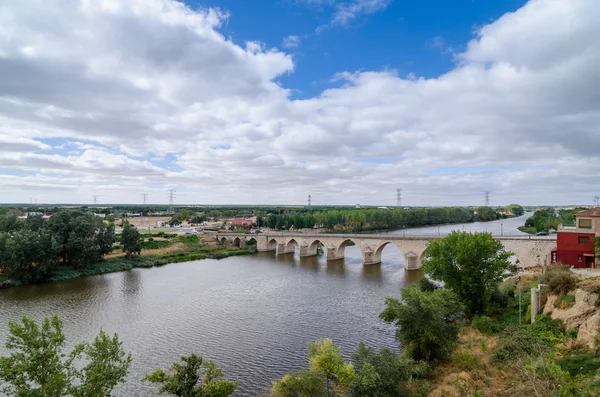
[[0, 213, 531, 396]]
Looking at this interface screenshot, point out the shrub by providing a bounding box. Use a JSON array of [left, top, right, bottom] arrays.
[[472, 315, 499, 335], [380, 286, 465, 361], [546, 271, 577, 295], [558, 352, 600, 376]]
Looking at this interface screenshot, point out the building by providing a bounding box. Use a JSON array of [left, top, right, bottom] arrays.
[[231, 218, 253, 228], [551, 207, 599, 268], [574, 207, 600, 236]]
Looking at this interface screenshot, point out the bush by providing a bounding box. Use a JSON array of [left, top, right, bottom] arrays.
[[558, 352, 600, 376], [546, 271, 577, 295], [380, 286, 466, 361], [472, 315, 499, 335]]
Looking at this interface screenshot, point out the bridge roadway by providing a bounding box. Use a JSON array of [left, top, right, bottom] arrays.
[[216, 232, 557, 270]]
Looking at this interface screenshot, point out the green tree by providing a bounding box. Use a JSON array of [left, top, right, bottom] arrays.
[[70, 330, 132, 397], [145, 354, 238, 397], [0, 315, 130, 397], [421, 231, 513, 316], [350, 343, 428, 397], [506, 204, 524, 216], [475, 206, 497, 221], [3, 229, 60, 282], [595, 237, 600, 262], [271, 338, 355, 397], [179, 208, 192, 222], [380, 285, 465, 361], [121, 221, 141, 259]]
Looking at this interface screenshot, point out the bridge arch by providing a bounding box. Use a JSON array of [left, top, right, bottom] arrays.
[[232, 236, 242, 248], [333, 239, 362, 262], [219, 236, 229, 246], [298, 239, 326, 257]]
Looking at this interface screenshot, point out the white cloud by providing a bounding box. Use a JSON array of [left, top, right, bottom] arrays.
[[282, 35, 301, 49], [330, 0, 391, 26], [0, 0, 599, 206]]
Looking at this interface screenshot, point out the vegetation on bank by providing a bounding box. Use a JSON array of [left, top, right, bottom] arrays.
[[0, 211, 256, 288], [3, 231, 600, 396], [520, 207, 589, 234]]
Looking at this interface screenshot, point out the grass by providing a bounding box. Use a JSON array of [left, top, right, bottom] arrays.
[[518, 226, 537, 234], [556, 294, 576, 309]]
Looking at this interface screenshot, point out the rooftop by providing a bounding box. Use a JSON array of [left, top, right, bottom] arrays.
[[576, 207, 600, 217]]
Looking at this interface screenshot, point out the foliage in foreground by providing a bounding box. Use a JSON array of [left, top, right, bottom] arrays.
[[422, 231, 514, 316], [271, 338, 355, 397], [380, 285, 465, 362], [145, 354, 238, 397], [0, 315, 131, 397]]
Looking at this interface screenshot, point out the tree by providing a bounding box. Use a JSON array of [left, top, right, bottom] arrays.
[[475, 206, 497, 221], [350, 343, 428, 397], [506, 204, 524, 217], [595, 237, 600, 262], [271, 338, 355, 397], [380, 285, 465, 361], [421, 231, 514, 316], [121, 221, 141, 259], [70, 330, 132, 397], [145, 354, 238, 397], [0, 315, 130, 397]]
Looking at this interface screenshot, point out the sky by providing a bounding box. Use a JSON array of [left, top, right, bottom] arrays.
[[0, 0, 599, 207]]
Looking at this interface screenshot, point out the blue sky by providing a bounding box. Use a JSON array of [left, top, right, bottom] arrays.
[[0, 0, 598, 206], [194, 0, 527, 98]]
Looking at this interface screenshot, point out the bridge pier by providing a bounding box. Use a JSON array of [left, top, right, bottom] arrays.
[[277, 243, 294, 255], [362, 248, 381, 266], [299, 244, 318, 257], [404, 252, 420, 270], [326, 247, 344, 261]]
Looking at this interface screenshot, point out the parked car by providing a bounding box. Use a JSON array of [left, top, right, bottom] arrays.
[[535, 231, 549, 236]]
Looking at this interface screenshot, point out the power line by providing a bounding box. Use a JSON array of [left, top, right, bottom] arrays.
[[396, 188, 402, 207], [484, 191, 490, 207]]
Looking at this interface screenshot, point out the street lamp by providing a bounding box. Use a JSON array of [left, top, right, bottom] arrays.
[[501, 222, 503, 236]]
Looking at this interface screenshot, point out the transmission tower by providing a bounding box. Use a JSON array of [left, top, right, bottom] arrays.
[[167, 189, 176, 211], [142, 193, 148, 205], [595, 196, 599, 206], [308, 194, 311, 208], [93, 195, 98, 205], [396, 188, 402, 207], [484, 191, 490, 207]]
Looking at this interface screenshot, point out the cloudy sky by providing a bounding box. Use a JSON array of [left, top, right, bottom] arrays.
[[0, 0, 598, 206]]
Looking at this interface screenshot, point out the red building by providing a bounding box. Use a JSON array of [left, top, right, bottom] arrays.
[[551, 231, 595, 268], [231, 218, 253, 228]]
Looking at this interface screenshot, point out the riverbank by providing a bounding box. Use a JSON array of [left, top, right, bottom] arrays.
[[0, 242, 257, 288]]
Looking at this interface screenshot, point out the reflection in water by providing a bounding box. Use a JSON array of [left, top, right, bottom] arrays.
[[361, 264, 383, 282], [326, 260, 345, 276], [6, 223, 522, 396]]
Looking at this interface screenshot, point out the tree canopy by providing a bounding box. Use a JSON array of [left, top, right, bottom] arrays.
[[421, 231, 513, 316], [0, 315, 131, 397], [271, 338, 355, 397], [380, 285, 465, 361], [145, 354, 238, 397], [121, 221, 141, 259]]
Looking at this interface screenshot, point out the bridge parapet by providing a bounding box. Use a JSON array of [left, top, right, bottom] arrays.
[[216, 232, 556, 270]]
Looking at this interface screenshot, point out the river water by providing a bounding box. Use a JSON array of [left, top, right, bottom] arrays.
[[0, 213, 530, 396]]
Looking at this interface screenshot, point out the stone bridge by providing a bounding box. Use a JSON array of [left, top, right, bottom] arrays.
[[216, 232, 556, 270]]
